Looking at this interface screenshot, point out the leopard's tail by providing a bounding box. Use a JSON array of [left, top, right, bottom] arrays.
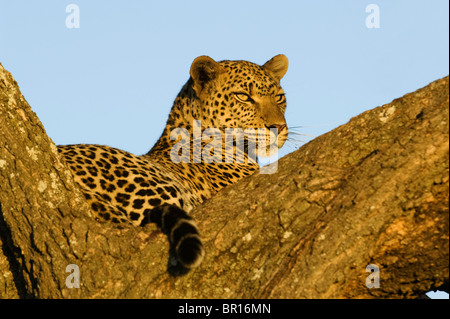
[[141, 204, 204, 269]]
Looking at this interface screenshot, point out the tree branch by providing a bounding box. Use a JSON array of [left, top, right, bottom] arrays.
[[0, 62, 448, 298]]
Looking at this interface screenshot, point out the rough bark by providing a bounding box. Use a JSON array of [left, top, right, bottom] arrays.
[[0, 62, 448, 299]]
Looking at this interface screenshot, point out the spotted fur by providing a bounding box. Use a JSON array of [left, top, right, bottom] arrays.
[[58, 55, 289, 269]]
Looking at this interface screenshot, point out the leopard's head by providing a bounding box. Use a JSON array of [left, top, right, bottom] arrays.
[[189, 55, 289, 152]]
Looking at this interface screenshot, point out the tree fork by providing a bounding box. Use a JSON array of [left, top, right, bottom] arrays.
[[0, 62, 448, 298]]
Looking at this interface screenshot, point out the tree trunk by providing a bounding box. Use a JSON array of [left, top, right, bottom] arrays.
[[0, 62, 448, 298]]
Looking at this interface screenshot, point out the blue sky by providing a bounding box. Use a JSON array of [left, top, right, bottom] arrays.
[[0, 1, 448, 298]]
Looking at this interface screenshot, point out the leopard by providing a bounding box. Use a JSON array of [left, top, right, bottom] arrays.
[[58, 54, 289, 270]]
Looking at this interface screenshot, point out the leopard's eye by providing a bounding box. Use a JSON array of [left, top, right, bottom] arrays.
[[234, 93, 252, 103], [276, 94, 286, 104]]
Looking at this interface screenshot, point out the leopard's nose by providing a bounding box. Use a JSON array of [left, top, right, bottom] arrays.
[[268, 124, 287, 134]]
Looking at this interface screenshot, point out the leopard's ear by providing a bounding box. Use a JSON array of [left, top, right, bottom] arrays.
[[190, 56, 223, 97], [263, 54, 289, 81]]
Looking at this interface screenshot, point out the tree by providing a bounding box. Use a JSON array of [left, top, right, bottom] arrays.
[[0, 62, 448, 298]]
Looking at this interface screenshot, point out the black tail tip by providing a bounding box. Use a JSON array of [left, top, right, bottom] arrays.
[[176, 236, 205, 269]]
